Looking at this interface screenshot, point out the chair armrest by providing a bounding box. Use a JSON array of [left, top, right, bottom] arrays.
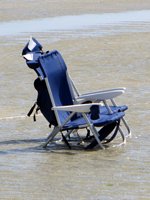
[[81, 87, 126, 95], [52, 103, 101, 113], [76, 89, 125, 102]]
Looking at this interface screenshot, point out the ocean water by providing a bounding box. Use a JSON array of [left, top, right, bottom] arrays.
[[0, 9, 150, 200]]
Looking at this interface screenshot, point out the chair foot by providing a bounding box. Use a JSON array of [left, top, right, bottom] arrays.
[[112, 141, 126, 148]]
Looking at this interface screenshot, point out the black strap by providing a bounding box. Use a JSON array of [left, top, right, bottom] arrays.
[[27, 102, 40, 122], [85, 121, 119, 149], [103, 120, 120, 144], [90, 105, 100, 120], [61, 133, 71, 149], [84, 128, 93, 141], [27, 102, 37, 117]]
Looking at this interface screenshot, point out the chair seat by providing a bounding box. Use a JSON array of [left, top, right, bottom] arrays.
[[101, 105, 128, 114], [62, 111, 125, 130]]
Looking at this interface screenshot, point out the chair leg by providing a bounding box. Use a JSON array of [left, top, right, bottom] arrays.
[[121, 117, 131, 137], [110, 99, 131, 137], [111, 126, 126, 148], [43, 127, 60, 148], [66, 129, 84, 143], [64, 129, 74, 138], [118, 126, 126, 145], [82, 113, 105, 149]]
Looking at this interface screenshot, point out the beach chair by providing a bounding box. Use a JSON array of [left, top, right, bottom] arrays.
[[22, 38, 131, 149]]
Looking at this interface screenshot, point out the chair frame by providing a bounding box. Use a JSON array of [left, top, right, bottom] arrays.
[[70, 77, 131, 138], [23, 38, 131, 150], [42, 68, 130, 149]]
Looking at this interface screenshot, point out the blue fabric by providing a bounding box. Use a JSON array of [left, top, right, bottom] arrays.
[[62, 112, 125, 130], [22, 37, 43, 55], [39, 50, 126, 128], [39, 51, 74, 124], [27, 60, 44, 78], [26, 52, 45, 78], [101, 105, 128, 114]]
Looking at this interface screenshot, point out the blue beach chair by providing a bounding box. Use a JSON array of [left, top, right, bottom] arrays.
[[22, 38, 131, 149]]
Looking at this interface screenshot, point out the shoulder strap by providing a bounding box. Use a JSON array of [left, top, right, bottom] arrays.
[[27, 102, 40, 121], [27, 102, 37, 117]]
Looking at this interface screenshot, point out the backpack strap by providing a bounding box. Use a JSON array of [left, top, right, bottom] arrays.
[[27, 102, 40, 121], [103, 120, 120, 144], [27, 102, 37, 117]]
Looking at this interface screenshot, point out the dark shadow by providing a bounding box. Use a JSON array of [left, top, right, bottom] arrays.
[[0, 138, 45, 145], [0, 137, 88, 155]]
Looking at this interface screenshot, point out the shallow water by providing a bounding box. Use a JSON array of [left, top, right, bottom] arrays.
[[0, 10, 150, 37], [0, 9, 150, 200]]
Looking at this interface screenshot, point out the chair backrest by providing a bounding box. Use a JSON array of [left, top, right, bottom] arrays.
[[39, 50, 75, 126]]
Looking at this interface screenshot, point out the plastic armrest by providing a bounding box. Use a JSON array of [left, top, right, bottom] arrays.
[[52, 103, 101, 113], [81, 88, 126, 95], [76, 89, 125, 101]]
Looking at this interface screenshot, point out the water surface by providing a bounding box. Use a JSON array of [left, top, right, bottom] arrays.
[[0, 10, 150, 36], [0, 9, 150, 200]]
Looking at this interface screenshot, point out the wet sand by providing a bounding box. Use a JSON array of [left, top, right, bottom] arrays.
[[1, 0, 150, 22], [0, 1, 150, 200]]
